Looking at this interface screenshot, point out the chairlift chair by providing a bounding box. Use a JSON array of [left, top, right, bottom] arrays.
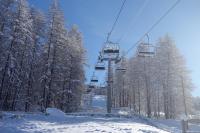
[[91, 77, 98, 82], [90, 72, 98, 82], [87, 88, 92, 93], [116, 67, 126, 72], [137, 42, 155, 57], [95, 60, 106, 70], [88, 83, 95, 89], [116, 64, 126, 72], [103, 42, 120, 54], [100, 82, 106, 88], [104, 48, 120, 54]]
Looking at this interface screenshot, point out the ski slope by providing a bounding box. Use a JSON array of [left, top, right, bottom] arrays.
[[1, 95, 200, 133], [0, 111, 170, 133], [1, 110, 200, 133], [91, 95, 107, 113]]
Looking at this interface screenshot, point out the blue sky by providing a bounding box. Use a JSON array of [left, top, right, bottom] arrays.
[[29, 0, 200, 96]]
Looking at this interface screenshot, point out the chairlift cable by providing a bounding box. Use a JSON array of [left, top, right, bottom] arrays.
[[117, 0, 150, 43], [91, 0, 180, 84], [124, 0, 181, 56], [91, 0, 126, 75], [107, 0, 127, 42]]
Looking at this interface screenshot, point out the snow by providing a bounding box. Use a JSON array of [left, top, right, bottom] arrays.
[[1, 107, 200, 133], [0, 111, 173, 133], [92, 95, 106, 108], [91, 95, 106, 112], [150, 118, 200, 133], [46, 108, 66, 119]]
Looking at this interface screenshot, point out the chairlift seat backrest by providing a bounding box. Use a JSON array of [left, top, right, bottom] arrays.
[[138, 43, 155, 57], [139, 51, 155, 54], [91, 78, 98, 82], [113, 49, 120, 53], [116, 68, 126, 71], [89, 85, 95, 88], [95, 66, 105, 70], [103, 42, 120, 54], [95, 60, 106, 70], [104, 49, 119, 54], [91, 72, 98, 82], [116, 67, 126, 72], [87, 88, 92, 93]]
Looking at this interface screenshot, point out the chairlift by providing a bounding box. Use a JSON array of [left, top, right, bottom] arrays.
[[100, 82, 106, 88], [137, 34, 155, 57], [137, 42, 155, 57], [90, 72, 98, 82], [95, 60, 105, 70], [95, 57, 106, 70], [116, 64, 126, 72], [91, 78, 98, 82], [88, 84, 95, 89], [87, 89, 92, 93], [87, 88, 92, 93], [103, 42, 120, 54], [116, 67, 126, 72]]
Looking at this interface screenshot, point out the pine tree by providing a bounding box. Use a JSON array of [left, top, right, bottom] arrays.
[[40, 0, 67, 110], [24, 8, 46, 112], [0, 0, 16, 108], [66, 25, 85, 112], [0, 0, 85, 112], [0, 0, 34, 111], [112, 35, 194, 118]]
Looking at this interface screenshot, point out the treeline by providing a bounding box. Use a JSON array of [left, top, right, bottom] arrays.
[[0, 0, 85, 112], [113, 35, 194, 119]]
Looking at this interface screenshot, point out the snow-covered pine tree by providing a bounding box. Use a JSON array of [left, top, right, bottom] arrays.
[[0, 0, 34, 111], [152, 35, 193, 118], [40, 0, 67, 110], [0, 0, 85, 112], [112, 35, 194, 119], [24, 7, 46, 112], [126, 56, 144, 114], [126, 52, 155, 117], [66, 25, 85, 112], [11, 0, 34, 111], [0, 0, 15, 57], [113, 56, 128, 108], [0, 0, 16, 108]]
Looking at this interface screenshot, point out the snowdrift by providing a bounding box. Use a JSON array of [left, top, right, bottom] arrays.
[[46, 108, 66, 118]]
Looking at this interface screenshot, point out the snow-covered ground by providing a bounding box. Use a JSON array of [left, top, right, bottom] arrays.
[[1, 95, 200, 133], [0, 111, 169, 133], [1, 110, 200, 133], [91, 95, 107, 113], [92, 95, 106, 108]]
